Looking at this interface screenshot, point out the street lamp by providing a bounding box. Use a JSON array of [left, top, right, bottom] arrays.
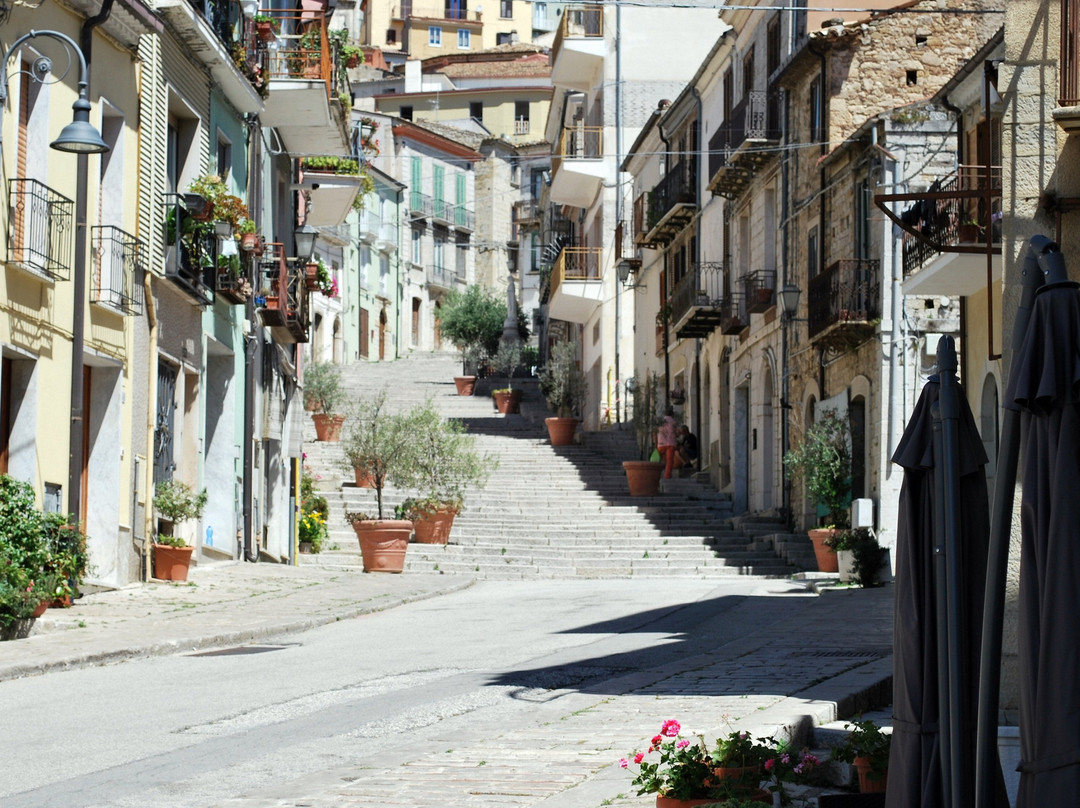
[[294, 224, 319, 262], [779, 283, 802, 322], [778, 282, 805, 525], [1, 31, 110, 525]]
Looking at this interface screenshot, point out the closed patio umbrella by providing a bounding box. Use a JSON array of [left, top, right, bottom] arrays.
[[1005, 248, 1080, 807], [886, 338, 1008, 808]]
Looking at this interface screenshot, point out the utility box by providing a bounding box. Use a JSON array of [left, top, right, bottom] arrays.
[[852, 498, 874, 529]]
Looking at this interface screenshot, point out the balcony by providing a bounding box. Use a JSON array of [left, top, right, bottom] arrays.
[[358, 208, 382, 243], [876, 166, 1002, 297], [6, 178, 73, 281], [432, 197, 453, 225], [427, 263, 453, 291], [547, 245, 603, 323], [550, 4, 604, 91], [513, 199, 541, 225], [258, 9, 351, 155], [256, 243, 308, 342], [550, 125, 604, 209], [410, 191, 434, 219], [452, 204, 475, 232], [808, 259, 880, 345], [742, 270, 776, 314], [707, 90, 781, 199], [671, 262, 726, 339], [300, 159, 365, 227], [719, 293, 749, 335], [90, 226, 145, 315], [154, 0, 262, 114], [161, 194, 215, 306], [641, 162, 697, 247]]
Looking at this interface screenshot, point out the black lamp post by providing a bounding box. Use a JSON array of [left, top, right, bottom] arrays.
[[1, 31, 110, 524], [779, 283, 804, 522]]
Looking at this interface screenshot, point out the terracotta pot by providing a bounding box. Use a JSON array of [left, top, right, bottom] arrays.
[[256, 21, 276, 41], [240, 232, 258, 251], [153, 544, 194, 581], [655, 792, 770, 808], [711, 764, 761, 785], [493, 389, 522, 414], [808, 528, 840, 573], [354, 466, 374, 488], [304, 263, 320, 291], [453, 376, 477, 396], [545, 416, 579, 446], [623, 460, 664, 496], [51, 595, 73, 608], [32, 600, 49, 618], [346, 53, 360, 68], [299, 541, 313, 554], [352, 520, 411, 573], [853, 756, 888, 793], [412, 506, 457, 545], [312, 413, 345, 442]]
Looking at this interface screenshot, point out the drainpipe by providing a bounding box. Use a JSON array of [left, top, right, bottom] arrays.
[[780, 78, 792, 523], [614, 1, 623, 423], [242, 113, 260, 563], [692, 84, 704, 445], [812, 37, 827, 400]]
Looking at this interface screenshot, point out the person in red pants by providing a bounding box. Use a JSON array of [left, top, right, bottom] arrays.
[[657, 407, 678, 479]]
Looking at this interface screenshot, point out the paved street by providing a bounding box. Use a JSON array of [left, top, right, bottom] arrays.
[[1, 564, 892, 807]]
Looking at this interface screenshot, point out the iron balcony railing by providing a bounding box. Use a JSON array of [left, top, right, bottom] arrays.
[[433, 197, 452, 223], [671, 261, 724, 327], [808, 259, 881, 338], [514, 118, 531, 135], [560, 3, 603, 39], [161, 193, 215, 305], [555, 125, 603, 161], [358, 208, 381, 241], [410, 191, 433, 218], [452, 204, 475, 231], [258, 9, 332, 93], [720, 292, 749, 335], [7, 178, 74, 280], [708, 89, 782, 180], [647, 161, 696, 229], [91, 225, 145, 315], [742, 269, 776, 313]]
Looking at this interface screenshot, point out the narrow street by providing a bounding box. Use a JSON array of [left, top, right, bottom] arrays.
[[0, 577, 891, 807]]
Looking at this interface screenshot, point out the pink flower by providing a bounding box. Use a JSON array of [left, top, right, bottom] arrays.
[[764, 759, 775, 771], [676, 740, 690, 749], [634, 753, 645, 764], [619, 758, 628, 769], [652, 735, 663, 746], [781, 753, 790, 764], [661, 719, 681, 737]]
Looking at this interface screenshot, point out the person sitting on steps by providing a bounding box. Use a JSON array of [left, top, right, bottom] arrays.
[[675, 425, 699, 476]]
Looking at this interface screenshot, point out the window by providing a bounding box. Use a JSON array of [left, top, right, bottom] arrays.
[[429, 26, 442, 46], [386, 28, 397, 44], [401, 105, 413, 121], [469, 101, 483, 122], [434, 231, 446, 272], [216, 133, 232, 182], [809, 77, 823, 147], [501, 0, 513, 18], [722, 69, 733, 124], [808, 225, 819, 280], [906, 70, 918, 86], [457, 28, 470, 48], [411, 226, 422, 264], [514, 101, 530, 135], [445, 0, 467, 19], [767, 17, 781, 76], [496, 32, 512, 45], [510, 160, 520, 187], [742, 46, 755, 98]]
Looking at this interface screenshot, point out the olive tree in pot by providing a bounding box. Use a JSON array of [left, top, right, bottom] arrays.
[[783, 409, 851, 572], [623, 372, 665, 496], [152, 479, 207, 581], [341, 389, 416, 572], [435, 285, 505, 392], [396, 398, 495, 544], [491, 340, 523, 414], [305, 361, 346, 441], [539, 339, 585, 445]]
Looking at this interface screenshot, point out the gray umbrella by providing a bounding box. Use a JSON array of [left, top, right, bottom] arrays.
[[1004, 250, 1080, 807], [887, 341, 1008, 808]]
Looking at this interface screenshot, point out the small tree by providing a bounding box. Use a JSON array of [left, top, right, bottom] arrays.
[[436, 285, 506, 373], [539, 340, 585, 417], [341, 389, 415, 520], [153, 479, 208, 546], [303, 361, 345, 415], [783, 409, 851, 528], [630, 372, 663, 460], [492, 340, 522, 392]]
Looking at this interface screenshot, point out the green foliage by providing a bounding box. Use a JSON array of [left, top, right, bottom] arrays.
[[711, 730, 773, 769], [341, 389, 416, 520], [304, 361, 345, 415], [631, 372, 663, 460], [828, 527, 888, 587], [153, 480, 208, 535], [304, 155, 360, 175], [436, 285, 506, 360], [405, 398, 494, 508], [831, 720, 892, 778], [783, 410, 852, 528], [539, 340, 585, 417], [492, 341, 522, 390]]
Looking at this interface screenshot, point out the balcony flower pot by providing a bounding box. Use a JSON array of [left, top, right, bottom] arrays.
[[808, 528, 841, 573], [240, 232, 259, 251], [411, 505, 458, 545], [493, 388, 522, 414], [182, 193, 213, 221], [545, 416, 578, 446], [453, 375, 477, 396], [304, 263, 320, 291], [852, 756, 888, 793], [623, 460, 664, 496], [255, 19, 278, 41], [958, 222, 980, 243], [153, 543, 194, 581], [351, 519, 411, 573], [299, 541, 313, 554], [312, 413, 345, 442]]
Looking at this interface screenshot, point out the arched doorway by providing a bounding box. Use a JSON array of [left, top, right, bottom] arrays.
[[850, 395, 866, 500], [332, 317, 343, 364], [378, 307, 387, 360], [701, 364, 711, 474]]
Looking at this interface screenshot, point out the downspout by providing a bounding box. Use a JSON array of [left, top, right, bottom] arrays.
[[692, 85, 704, 446], [68, 2, 115, 524], [614, 2, 623, 423], [780, 76, 792, 523], [242, 113, 260, 563], [813, 37, 828, 400]]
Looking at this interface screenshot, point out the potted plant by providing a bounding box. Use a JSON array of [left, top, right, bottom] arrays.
[[237, 218, 259, 251], [435, 285, 506, 386], [829, 527, 889, 587], [253, 13, 280, 41], [958, 213, 981, 243], [342, 42, 362, 68], [396, 399, 494, 545], [152, 479, 207, 581], [710, 731, 771, 786], [454, 345, 486, 395], [624, 372, 665, 496], [491, 340, 523, 414], [539, 339, 585, 445], [783, 409, 851, 572], [341, 389, 416, 573], [304, 361, 346, 442], [831, 719, 891, 793], [298, 466, 328, 554]]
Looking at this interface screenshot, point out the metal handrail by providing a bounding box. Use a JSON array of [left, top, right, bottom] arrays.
[[90, 225, 145, 314], [7, 177, 74, 280]]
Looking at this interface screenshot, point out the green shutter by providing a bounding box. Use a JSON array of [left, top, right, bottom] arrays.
[[410, 157, 422, 209], [433, 165, 445, 218], [456, 173, 465, 205]]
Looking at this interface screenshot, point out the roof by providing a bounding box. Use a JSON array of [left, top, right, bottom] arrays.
[[393, 119, 486, 159]]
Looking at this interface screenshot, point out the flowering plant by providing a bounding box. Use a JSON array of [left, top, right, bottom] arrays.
[[298, 510, 326, 552], [712, 730, 772, 769], [622, 720, 717, 801], [762, 739, 822, 805]]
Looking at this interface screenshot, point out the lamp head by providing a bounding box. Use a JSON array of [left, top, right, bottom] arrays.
[[779, 283, 802, 320], [294, 224, 319, 262], [50, 95, 109, 154]]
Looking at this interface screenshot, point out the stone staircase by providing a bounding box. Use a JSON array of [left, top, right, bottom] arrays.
[[299, 353, 812, 579]]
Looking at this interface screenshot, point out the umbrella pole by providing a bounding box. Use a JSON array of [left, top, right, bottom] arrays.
[[931, 377, 955, 807], [974, 239, 1048, 807], [937, 335, 968, 808]]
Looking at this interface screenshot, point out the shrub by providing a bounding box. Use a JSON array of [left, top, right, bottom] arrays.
[[783, 409, 852, 528], [304, 361, 345, 415]]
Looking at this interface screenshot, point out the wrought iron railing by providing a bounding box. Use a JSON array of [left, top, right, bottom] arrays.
[[433, 197, 451, 223], [410, 191, 433, 218], [359, 208, 381, 241], [258, 9, 331, 90], [808, 259, 881, 338], [452, 204, 475, 230], [161, 193, 215, 305], [647, 160, 697, 232], [549, 245, 602, 298], [7, 178, 73, 280], [742, 269, 776, 313], [719, 293, 749, 334], [671, 261, 724, 326], [91, 225, 145, 314], [560, 4, 603, 39], [708, 89, 781, 180]]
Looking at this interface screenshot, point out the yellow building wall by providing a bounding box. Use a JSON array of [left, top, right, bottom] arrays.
[[376, 88, 550, 142]]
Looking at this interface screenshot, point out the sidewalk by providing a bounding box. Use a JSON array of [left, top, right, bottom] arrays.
[[1, 561, 472, 682]]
